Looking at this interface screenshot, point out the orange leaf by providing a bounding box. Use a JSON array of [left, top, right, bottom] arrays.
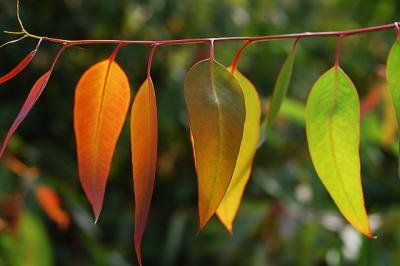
[[130, 78, 157, 266], [35, 185, 70, 230], [184, 59, 246, 230], [74, 58, 131, 221]]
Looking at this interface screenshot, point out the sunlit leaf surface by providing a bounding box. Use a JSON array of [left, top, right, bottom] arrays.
[[216, 67, 261, 233], [306, 66, 373, 237], [74, 59, 131, 221], [131, 78, 158, 266]]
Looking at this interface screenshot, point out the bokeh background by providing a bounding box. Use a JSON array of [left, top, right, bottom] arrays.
[[1, 0, 400, 265]]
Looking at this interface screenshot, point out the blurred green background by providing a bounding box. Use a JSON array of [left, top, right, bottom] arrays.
[[1, 0, 400, 265]]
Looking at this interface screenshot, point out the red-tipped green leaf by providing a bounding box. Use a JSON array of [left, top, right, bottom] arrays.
[[184, 59, 246, 230], [216, 67, 261, 233], [0, 39, 42, 85], [74, 59, 131, 221], [131, 78, 158, 266], [0, 71, 51, 159], [265, 42, 297, 136], [386, 39, 400, 174], [306, 66, 373, 237]]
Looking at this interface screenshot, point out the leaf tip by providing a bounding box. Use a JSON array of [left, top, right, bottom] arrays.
[[135, 243, 143, 266], [362, 229, 377, 239], [225, 224, 233, 235], [353, 222, 375, 239], [217, 214, 233, 234], [92, 205, 102, 224], [196, 223, 206, 235]]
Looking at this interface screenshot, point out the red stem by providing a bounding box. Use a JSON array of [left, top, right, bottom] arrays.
[[209, 39, 215, 61], [50, 44, 68, 71], [34, 22, 399, 47], [147, 45, 157, 80], [395, 22, 400, 39], [292, 37, 301, 51], [335, 35, 343, 67], [231, 40, 252, 74], [34, 37, 43, 52], [109, 43, 125, 62]]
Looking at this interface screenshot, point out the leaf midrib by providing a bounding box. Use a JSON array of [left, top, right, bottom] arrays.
[[201, 59, 222, 225], [327, 67, 360, 223], [91, 59, 114, 203]]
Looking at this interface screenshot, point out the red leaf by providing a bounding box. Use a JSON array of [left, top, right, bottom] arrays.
[[130, 78, 157, 266], [74, 58, 131, 221], [0, 71, 51, 159], [0, 39, 42, 85], [0, 45, 66, 159]]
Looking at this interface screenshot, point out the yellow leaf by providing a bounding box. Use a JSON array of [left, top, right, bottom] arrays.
[[216, 67, 261, 233]]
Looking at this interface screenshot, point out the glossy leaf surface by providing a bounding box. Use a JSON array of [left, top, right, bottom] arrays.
[[131, 78, 158, 266], [386, 39, 400, 173], [74, 59, 131, 221], [216, 67, 260, 233], [184, 59, 246, 230], [265, 42, 297, 136], [306, 66, 373, 237]]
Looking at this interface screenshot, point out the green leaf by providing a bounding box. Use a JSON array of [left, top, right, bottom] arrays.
[[0, 212, 53, 266], [386, 39, 400, 175], [184, 59, 246, 230], [305, 66, 373, 237], [216, 67, 261, 233], [265, 41, 297, 136]]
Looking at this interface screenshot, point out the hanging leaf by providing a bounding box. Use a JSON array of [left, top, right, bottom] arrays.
[[386, 39, 400, 173], [265, 41, 297, 136], [0, 39, 42, 85], [216, 67, 261, 233], [74, 59, 131, 221], [184, 59, 246, 230], [0, 45, 66, 159], [305, 66, 373, 237], [130, 78, 157, 266]]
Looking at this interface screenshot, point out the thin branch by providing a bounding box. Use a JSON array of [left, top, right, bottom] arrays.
[[3, 30, 25, 35], [4, 3, 400, 49], [0, 35, 27, 48], [16, 0, 27, 33], [14, 22, 399, 47]]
